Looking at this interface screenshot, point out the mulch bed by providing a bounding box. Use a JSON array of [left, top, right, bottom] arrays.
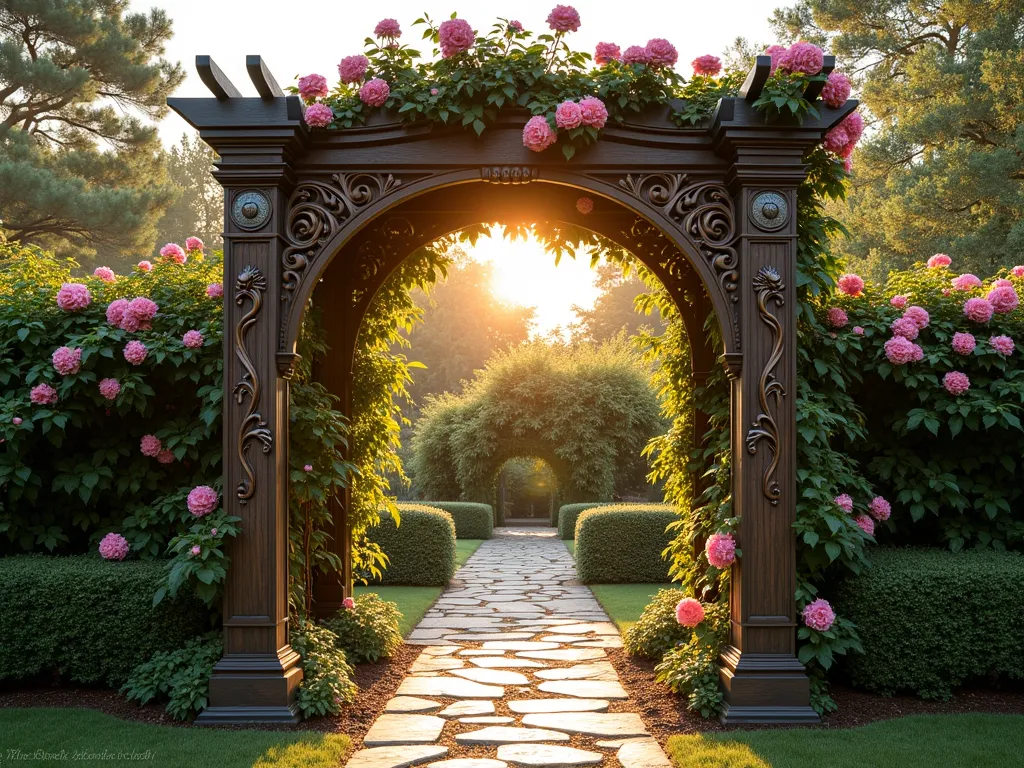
[[607, 648, 1024, 744]]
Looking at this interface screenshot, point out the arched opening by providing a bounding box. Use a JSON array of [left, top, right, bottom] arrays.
[[497, 457, 558, 526]]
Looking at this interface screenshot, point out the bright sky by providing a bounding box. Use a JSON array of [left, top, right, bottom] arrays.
[[139, 0, 777, 333]]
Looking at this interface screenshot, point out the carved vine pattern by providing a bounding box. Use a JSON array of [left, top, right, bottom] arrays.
[[745, 265, 786, 505], [234, 265, 273, 505]]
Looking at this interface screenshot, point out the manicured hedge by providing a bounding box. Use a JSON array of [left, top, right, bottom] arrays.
[[0, 555, 209, 687], [557, 503, 609, 538], [574, 504, 676, 583], [417, 502, 493, 539], [368, 504, 456, 586], [837, 548, 1024, 698]]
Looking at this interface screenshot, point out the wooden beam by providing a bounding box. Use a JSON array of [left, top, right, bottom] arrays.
[[803, 55, 836, 103], [739, 55, 772, 101], [196, 55, 242, 100], [247, 55, 285, 99]]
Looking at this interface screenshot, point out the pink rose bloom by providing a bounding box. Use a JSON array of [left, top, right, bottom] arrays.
[[821, 71, 852, 108], [837, 273, 865, 297], [93, 266, 116, 282], [964, 297, 994, 323], [211, 528, 218, 536], [509, 20, 523, 32], [156, 449, 175, 464], [802, 598, 835, 632], [522, 115, 557, 152], [927, 253, 952, 268], [56, 283, 91, 312], [546, 4, 581, 33], [207, 283, 223, 298], [834, 493, 853, 513], [1012, 265, 1024, 278], [890, 295, 908, 309], [430, 87, 439, 95], [987, 285, 1019, 314], [343, 596, 356, 610], [645, 38, 678, 68], [297, 73, 329, 101], [123, 340, 148, 365], [185, 236, 204, 252], [555, 100, 583, 129], [951, 273, 982, 291], [52, 346, 82, 376], [764, 44, 787, 74], [705, 532, 736, 569], [30, 383, 58, 406], [99, 532, 130, 561], [884, 336, 923, 365], [778, 41, 824, 75], [182, 330, 204, 348], [578, 96, 608, 128], [304, 103, 334, 128], [303, 464, 313, 472], [826, 307, 848, 328], [438, 18, 475, 58], [106, 299, 128, 326], [990, 335, 1015, 356], [691, 54, 722, 76], [12, 417, 22, 425], [951, 332, 976, 355], [675, 597, 705, 627], [869, 496, 891, 522], [594, 42, 621, 65], [576, 197, 594, 214], [823, 124, 849, 154], [992, 279, 1013, 289], [136, 260, 153, 272], [121, 297, 158, 332], [903, 306, 930, 329], [374, 18, 401, 39], [338, 55, 369, 84], [854, 514, 875, 537], [98, 378, 120, 401], [943, 371, 970, 395], [890, 317, 919, 340], [140, 435, 162, 457], [853, 326, 865, 335], [187, 485, 219, 517], [359, 78, 390, 107], [160, 243, 187, 264], [622, 45, 650, 65], [191, 545, 201, 556]]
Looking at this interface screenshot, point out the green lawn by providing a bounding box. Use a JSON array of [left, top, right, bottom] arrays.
[[565, 540, 575, 556], [587, 582, 670, 634], [456, 538, 484, 567], [668, 714, 1024, 768], [0, 708, 349, 768]]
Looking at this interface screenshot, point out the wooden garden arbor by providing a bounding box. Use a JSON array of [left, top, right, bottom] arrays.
[[170, 54, 855, 726]]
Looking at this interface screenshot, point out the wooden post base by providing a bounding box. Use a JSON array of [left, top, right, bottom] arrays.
[[717, 645, 820, 724], [195, 648, 303, 725]]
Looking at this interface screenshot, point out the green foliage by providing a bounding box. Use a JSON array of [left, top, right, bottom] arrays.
[[837, 548, 1024, 699], [0, 555, 208, 686], [654, 601, 729, 718], [571, 263, 665, 343], [366, 503, 457, 586], [290, 617, 357, 718], [557, 503, 608, 539], [323, 593, 403, 663], [574, 505, 676, 583], [0, 1, 184, 260], [121, 633, 221, 720], [416, 501, 493, 539], [623, 587, 688, 659]]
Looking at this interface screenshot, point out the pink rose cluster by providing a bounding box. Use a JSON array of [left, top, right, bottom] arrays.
[[675, 597, 705, 627], [987, 285, 1019, 314], [438, 18, 474, 58], [123, 340, 148, 366], [623, 38, 678, 68], [304, 104, 334, 128], [837, 273, 864, 297], [185, 236, 204, 252], [546, 5, 581, 33], [52, 346, 82, 376], [904, 306, 930, 329], [159, 243, 187, 264], [705, 532, 736, 569], [927, 254, 952, 268], [854, 515, 875, 536], [98, 378, 120, 401], [820, 71, 852, 108], [801, 598, 835, 632], [576, 197, 594, 215], [182, 330, 204, 349], [298, 73, 329, 101], [56, 283, 91, 312], [776, 41, 825, 75], [207, 283, 224, 298], [594, 42, 621, 65], [555, 96, 608, 129], [963, 297, 994, 324], [374, 18, 401, 40], [30, 383, 58, 406], [522, 115, 557, 152], [990, 335, 1015, 356], [834, 493, 853, 513], [107, 296, 158, 332], [890, 295, 908, 309], [1012, 266, 1024, 278], [869, 496, 891, 522], [99, 532, 130, 561], [951, 273, 982, 291], [823, 111, 864, 160], [359, 78, 390, 107], [951, 332, 976, 355], [187, 485, 219, 517], [764, 45, 787, 74], [93, 266, 116, 283], [140, 434, 162, 457], [884, 335, 924, 365], [691, 55, 722, 77], [137, 260, 153, 272], [338, 55, 369, 84], [826, 307, 848, 328], [943, 371, 970, 396], [890, 317, 919, 340]]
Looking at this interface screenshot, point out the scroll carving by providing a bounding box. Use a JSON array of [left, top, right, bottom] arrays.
[[234, 265, 273, 505], [745, 266, 786, 505]]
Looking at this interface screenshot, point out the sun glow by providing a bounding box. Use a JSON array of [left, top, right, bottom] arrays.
[[469, 227, 601, 338]]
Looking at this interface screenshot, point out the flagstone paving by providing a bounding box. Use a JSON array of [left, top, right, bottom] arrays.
[[344, 527, 671, 768]]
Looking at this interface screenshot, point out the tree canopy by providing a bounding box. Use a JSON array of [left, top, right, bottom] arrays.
[[152, 133, 222, 259], [571, 261, 666, 343]]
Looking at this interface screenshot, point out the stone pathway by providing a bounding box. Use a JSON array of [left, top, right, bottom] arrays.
[[346, 528, 672, 768]]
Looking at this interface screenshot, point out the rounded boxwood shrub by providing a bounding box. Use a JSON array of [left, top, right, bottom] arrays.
[[323, 593, 403, 663], [0, 555, 209, 686], [557, 503, 609, 539], [367, 503, 456, 586], [416, 501, 493, 539], [623, 587, 688, 659], [574, 504, 676, 583], [836, 548, 1024, 699]]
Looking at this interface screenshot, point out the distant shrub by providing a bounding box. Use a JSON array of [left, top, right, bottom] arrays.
[[837, 548, 1024, 699], [557, 503, 609, 539], [574, 504, 676, 583], [416, 501, 493, 539], [122, 633, 221, 720], [624, 587, 689, 658], [323, 593, 403, 663], [366, 503, 456, 586]]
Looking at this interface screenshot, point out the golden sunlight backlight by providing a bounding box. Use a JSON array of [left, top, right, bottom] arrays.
[[470, 227, 601, 339]]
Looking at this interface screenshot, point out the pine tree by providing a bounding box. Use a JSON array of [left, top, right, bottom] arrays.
[[0, 0, 184, 260], [153, 133, 223, 254]]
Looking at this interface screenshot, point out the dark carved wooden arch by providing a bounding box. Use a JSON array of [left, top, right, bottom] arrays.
[[170, 53, 855, 726]]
